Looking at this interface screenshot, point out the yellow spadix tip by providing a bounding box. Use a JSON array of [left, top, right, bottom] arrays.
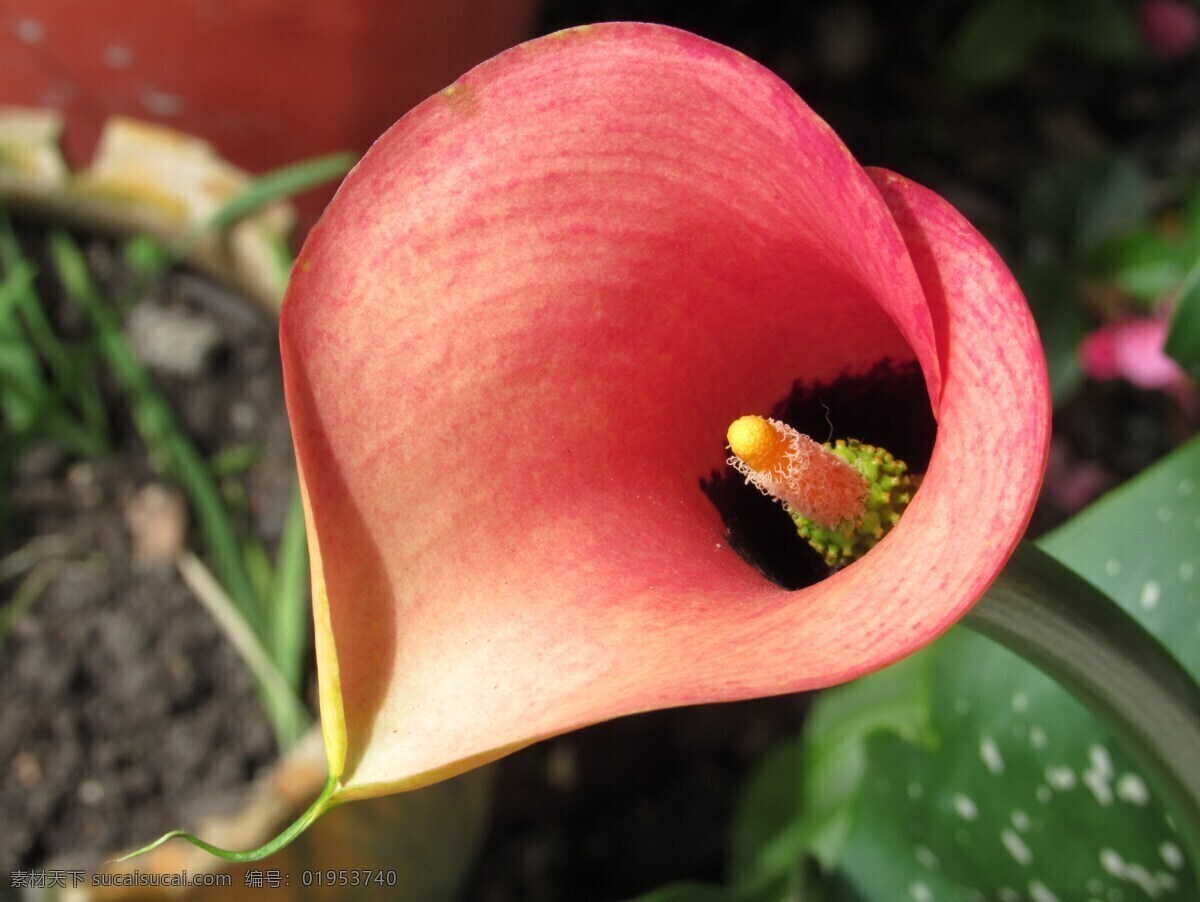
[[727, 415, 786, 473]]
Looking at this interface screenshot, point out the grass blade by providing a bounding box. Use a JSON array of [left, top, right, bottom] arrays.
[[203, 152, 357, 232], [177, 552, 309, 749], [0, 560, 55, 645], [0, 214, 110, 440], [269, 481, 311, 693], [47, 230, 266, 636], [114, 152, 356, 288]]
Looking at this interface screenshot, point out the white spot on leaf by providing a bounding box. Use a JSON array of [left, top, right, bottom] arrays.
[[1100, 849, 1168, 897], [1083, 745, 1115, 805], [1045, 765, 1077, 791], [1116, 773, 1150, 806], [1029, 880, 1061, 902], [1159, 841, 1184, 870], [909, 880, 933, 902], [1084, 770, 1114, 806], [1100, 848, 1124, 876], [980, 736, 1005, 774], [1011, 809, 1032, 831], [1126, 862, 1160, 896], [1003, 828, 1033, 865], [914, 845, 939, 870], [1140, 580, 1161, 610], [953, 793, 979, 821], [1105, 558, 1121, 576]]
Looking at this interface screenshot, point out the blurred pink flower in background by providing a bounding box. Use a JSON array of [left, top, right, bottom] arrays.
[[1140, 0, 1200, 59], [1079, 316, 1187, 389]]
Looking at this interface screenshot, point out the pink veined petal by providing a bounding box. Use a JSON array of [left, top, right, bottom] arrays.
[[280, 23, 1045, 798], [867, 165, 1050, 624]]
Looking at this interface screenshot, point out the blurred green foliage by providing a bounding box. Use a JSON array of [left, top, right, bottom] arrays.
[[1167, 262, 1200, 378], [1013, 154, 1200, 402], [942, 0, 1140, 93]]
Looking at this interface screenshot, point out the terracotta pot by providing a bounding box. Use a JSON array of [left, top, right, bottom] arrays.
[[0, 0, 540, 220]]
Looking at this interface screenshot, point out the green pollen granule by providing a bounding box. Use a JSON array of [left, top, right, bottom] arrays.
[[788, 438, 922, 567]]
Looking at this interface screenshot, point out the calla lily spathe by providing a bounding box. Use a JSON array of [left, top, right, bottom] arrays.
[[280, 23, 1051, 801]]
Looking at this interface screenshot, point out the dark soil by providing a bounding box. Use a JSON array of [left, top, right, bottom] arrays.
[[469, 697, 810, 901], [2, 0, 1198, 899], [0, 230, 296, 873]]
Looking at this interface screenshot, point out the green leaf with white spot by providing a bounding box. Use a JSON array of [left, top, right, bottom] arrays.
[[731, 654, 930, 880], [1040, 440, 1200, 683], [728, 437, 1200, 900], [837, 630, 1190, 900]]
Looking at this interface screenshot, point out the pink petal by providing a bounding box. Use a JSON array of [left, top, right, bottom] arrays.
[[281, 24, 1047, 797]]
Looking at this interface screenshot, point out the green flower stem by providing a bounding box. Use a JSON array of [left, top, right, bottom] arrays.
[[117, 772, 340, 864], [965, 542, 1200, 874]]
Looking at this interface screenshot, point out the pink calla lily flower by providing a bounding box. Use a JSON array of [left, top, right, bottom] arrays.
[[280, 23, 1051, 801]]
